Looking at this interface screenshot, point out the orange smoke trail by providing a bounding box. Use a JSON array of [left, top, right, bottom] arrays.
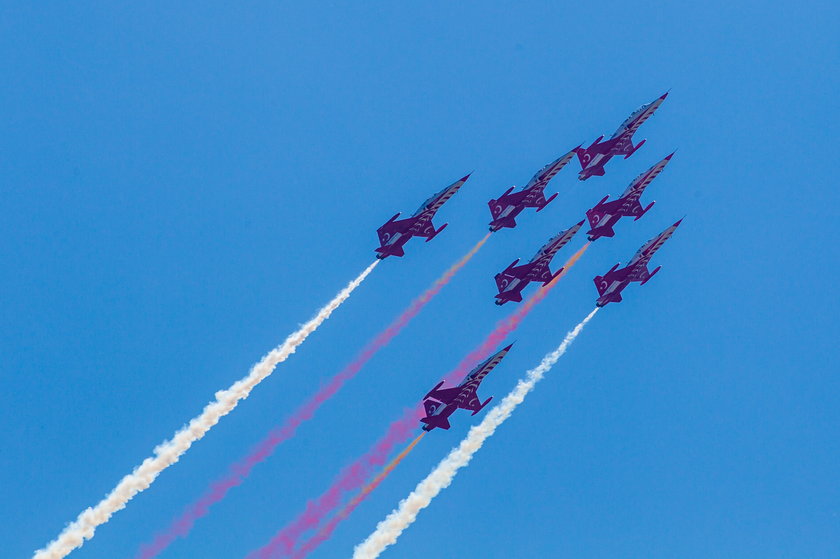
[[290, 434, 427, 559], [253, 241, 589, 559], [140, 239, 487, 559], [285, 245, 590, 558]]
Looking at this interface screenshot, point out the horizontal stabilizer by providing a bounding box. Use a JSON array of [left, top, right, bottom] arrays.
[[375, 244, 405, 258], [420, 413, 451, 430], [496, 289, 523, 304]]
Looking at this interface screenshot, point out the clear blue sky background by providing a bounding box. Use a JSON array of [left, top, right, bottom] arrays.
[[2, 3, 838, 558]]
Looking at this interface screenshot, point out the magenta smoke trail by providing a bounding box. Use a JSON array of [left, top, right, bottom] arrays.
[[246, 407, 423, 559], [248, 243, 590, 558], [136, 237, 489, 559]]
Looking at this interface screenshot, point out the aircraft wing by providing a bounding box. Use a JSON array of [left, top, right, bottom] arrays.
[[626, 262, 653, 282], [620, 198, 646, 218], [457, 390, 486, 412], [426, 386, 462, 404], [587, 198, 625, 225], [376, 217, 414, 245], [504, 263, 536, 281]]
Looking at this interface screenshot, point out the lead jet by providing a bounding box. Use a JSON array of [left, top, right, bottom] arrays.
[[487, 149, 577, 232], [585, 153, 674, 241], [594, 218, 682, 307], [494, 221, 583, 305], [374, 174, 470, 259], [576, 92, 669, 181], [420, 344, 512, 431]]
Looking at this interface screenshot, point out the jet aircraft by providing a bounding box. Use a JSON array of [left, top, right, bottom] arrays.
[[487, 149, 577, 232], [420, 344, 512, 432], [585, 153, 674, 241], [374, 174, 469, 259], [594, 218, 682, 307], [494, 221, 583, 305], [576, 92, 668, 181]]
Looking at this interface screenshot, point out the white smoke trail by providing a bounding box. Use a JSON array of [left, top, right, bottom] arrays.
[[34, 261, 379, 559], [353, 307, 598, 559]]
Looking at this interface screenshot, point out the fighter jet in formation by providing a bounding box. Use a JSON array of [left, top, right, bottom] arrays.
[[585, 153, 674, 241], [576, 92, 668, 181], [594, 218, 682, 307], [374, 175, 470, 259], [494, 221, 583, 305], [487, 149, 577, 232], [420, 345, 512, 432]]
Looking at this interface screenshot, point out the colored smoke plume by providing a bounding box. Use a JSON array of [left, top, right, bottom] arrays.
[[136, 236, 488, 559], [291, 433, 427, 559], [353, 308, 599, 559], [34, 261, 379, 559], [249, 243, 590, 557]]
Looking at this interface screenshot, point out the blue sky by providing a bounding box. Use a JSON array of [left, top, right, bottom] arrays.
[[2, 2, 838, 558]]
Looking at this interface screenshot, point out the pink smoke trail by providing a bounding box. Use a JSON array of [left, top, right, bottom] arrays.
[[249, 243, 590, 558], [136, 236, 489, 559]]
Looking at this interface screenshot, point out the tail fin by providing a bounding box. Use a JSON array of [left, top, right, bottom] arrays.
[[594, 275, 607, 296], [588, 135, 604, 149], [422, 399, 443, 418], [424, 381, 445, 401]]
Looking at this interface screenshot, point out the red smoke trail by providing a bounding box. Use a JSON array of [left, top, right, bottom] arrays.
[[290, 434, 427, 559], [250, 243, 590, 558], [136, 236, 489, 559]]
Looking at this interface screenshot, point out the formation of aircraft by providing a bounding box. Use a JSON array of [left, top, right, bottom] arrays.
[[493, 221, 583, 305], [575, 92, 668, 181], [585, 153, 674, 241], [370, 92, 685, 431], [374, 174, 470, 259], [420, 345, 512, 431], [594, 219, 682, 307], [487, 149, 577, 232]]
